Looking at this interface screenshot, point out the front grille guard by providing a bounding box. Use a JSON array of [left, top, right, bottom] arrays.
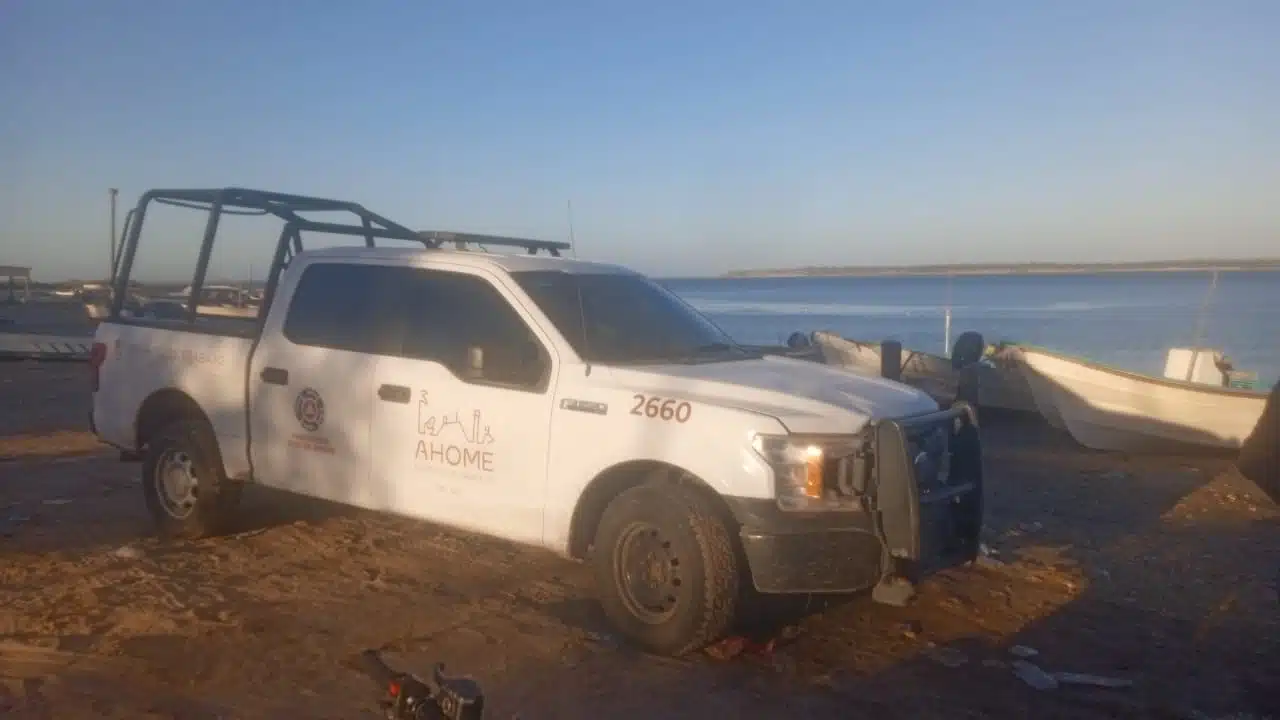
[[871, 402, 985, 580]]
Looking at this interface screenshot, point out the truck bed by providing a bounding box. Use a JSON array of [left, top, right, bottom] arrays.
[[92, 320, 257, 480]]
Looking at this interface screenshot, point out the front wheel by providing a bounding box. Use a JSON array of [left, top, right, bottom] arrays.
[[141, 420, 240, 539], [591, 480, 740, 656]]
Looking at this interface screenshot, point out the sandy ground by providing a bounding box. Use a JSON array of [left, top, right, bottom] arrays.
[[1, 360, 1277, 719]]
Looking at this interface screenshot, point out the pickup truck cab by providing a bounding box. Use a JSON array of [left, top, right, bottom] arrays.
[[91, 189, 984, 656]]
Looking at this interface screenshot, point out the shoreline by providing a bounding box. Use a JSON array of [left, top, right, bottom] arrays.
[[721, 261, 1280, 280]]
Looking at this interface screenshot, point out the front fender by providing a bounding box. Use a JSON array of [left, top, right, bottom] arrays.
[[542, 391, 784, 553]]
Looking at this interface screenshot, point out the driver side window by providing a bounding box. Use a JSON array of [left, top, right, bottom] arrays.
[[397, 269, 548, 391]]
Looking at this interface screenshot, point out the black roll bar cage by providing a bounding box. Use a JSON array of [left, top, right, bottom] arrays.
[[109, 187, 571, 321]]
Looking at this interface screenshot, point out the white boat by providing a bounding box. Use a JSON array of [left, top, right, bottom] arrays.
[[1015, 346, 1267, 452], [811, 331, 1040, 415]]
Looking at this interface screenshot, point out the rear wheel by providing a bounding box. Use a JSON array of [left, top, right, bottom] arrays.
[[142, 420, 239, 539], [591, 480, 740, 656]]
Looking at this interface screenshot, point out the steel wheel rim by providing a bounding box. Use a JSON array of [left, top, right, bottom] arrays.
[[156, 449, 198, 520], [613, 521, 684, 625]]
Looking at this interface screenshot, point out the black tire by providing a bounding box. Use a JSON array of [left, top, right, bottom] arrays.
[[141, 419, 239, 539], [591, 480, 740, 656]]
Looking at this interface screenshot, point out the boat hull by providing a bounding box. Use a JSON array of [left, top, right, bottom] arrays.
[[1016, 348, 1267, 452], [812, 332, 1040, 415]]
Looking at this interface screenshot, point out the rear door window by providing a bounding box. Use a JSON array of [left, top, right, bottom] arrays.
[[282, 262, 402, 355]]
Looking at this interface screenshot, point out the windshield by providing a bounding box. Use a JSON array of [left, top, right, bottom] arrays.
[[512, 271, 757, 365]]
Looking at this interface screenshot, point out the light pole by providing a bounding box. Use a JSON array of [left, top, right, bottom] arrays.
[[108, 188, 119, 285]]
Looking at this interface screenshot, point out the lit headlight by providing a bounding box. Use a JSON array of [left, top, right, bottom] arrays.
[[751, 433, 868, 512]]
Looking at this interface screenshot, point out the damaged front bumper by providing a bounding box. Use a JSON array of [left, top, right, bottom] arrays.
[[726, 403, 985, 600]]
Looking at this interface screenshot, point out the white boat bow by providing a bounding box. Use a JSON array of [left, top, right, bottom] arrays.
[[1015, 346, 1267, 452]]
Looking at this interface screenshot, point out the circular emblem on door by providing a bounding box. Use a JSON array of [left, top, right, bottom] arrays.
[[294, 387, 325, 432]]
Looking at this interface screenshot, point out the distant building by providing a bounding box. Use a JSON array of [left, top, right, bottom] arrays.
[[1, 265, 32, 303]]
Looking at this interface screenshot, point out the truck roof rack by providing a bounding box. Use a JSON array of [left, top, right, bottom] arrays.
[[127, 187, 569, 253], [110, 187, 572, 321], [139, 187, 419, 235]]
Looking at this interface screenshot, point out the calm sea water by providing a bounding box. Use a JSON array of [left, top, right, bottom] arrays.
[[661, 271, 1280, 388]]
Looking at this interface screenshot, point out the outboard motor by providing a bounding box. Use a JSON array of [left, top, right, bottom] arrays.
[[951, 331, 985, 370], [880, 340, 903, 381], [951, 331, 985, 411], [786, 331, 812, 349]]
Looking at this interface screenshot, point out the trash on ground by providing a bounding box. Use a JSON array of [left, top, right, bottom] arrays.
[[810, 672, 838, 689], [111, 545, 143, 560], [770, 652, 797, 676], [581, 631, 619, 649], [927, 646, 968, 668], [976, 554, 1006, 569], [704, 636, 747, 660], [778, 625, 802, 642], [1012, 659, 1059, 690], [1052, 671, 1133, 688], [1178, 711, 1266, 720], [0, 512, 30, 537], [705, 630, 796, 661], [749, 638, 779, 656]]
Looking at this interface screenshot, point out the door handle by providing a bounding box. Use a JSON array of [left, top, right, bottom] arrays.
[[378, 384, 411, 404], [260, 366, 289, 385]]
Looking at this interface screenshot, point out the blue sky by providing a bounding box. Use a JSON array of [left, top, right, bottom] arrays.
[[2, 1, 1277, 281]]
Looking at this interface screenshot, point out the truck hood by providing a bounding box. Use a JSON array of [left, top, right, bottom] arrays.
[[608, 356, 939, 434]]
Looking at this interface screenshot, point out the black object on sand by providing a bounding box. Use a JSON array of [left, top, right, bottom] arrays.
[[1236, 382, 1279, 504]]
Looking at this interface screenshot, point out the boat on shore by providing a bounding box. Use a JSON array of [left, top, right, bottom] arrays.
[[167, 285, 260, 319], [1014, 346, 1267, 452], [810, 331, 1040, 414]]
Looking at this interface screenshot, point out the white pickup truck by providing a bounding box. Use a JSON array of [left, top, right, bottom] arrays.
[[91, 188, 985, 656]]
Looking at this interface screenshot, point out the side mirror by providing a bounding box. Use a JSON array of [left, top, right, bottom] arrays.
[[465, 346, 485, 380], [523, 338, 544, 364]]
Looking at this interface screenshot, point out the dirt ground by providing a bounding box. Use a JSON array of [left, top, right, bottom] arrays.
[[1, 361, 1277, 719]]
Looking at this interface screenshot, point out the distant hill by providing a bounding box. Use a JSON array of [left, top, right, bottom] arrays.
[[724, 258, 1280, 278]]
